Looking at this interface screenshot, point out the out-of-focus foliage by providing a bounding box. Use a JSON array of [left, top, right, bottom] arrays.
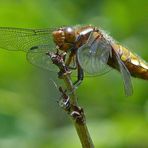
[[0, 0, 147, 148]]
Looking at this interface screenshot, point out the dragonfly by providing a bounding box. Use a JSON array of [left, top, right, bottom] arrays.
[[0, 25, 147, 96]]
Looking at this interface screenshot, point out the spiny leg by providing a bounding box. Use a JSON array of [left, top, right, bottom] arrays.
[[64, 52, 84, 95], [73, 59, 84, 88]]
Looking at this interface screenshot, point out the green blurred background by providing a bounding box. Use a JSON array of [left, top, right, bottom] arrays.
[[0, 0, 147, 148]]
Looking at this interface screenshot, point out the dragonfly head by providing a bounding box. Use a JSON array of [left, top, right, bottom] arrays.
[[52, 27, 76, 52]]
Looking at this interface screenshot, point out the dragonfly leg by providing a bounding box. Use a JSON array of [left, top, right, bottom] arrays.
[[65, 51, 83, 89], [73, 64, 84, 88]]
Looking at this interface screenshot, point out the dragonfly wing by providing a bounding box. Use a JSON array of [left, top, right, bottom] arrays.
[[0, 27, 55, 52], [27, 44, 58, 72], [114, 50, 133, 96], [77, 33, 112, 75]]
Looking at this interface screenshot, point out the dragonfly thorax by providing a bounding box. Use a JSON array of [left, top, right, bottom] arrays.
[[52, 27, 76, 52]]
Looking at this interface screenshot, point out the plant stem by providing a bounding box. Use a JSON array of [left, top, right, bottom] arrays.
[[49, 52, 94, 148], [62, 74, 94, 148]]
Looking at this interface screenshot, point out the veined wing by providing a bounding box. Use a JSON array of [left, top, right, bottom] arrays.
[[0, 27, 55, 52], [77, 32, 112, 75], [113, 47, 133, 96], [77, 31, 133, 96], [27, 44, 58, 71], [0, 27, 57, 71]]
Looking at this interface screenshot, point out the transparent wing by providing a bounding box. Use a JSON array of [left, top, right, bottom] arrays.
[[77, 33, 112, 75], [114, 50, 133, 96], [0, 27, 58, 71], [0, 27, 55, 52], [27, 44, 58, 71]]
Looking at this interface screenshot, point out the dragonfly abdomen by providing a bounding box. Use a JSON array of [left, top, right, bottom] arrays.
[[115, 45, 148, 80]]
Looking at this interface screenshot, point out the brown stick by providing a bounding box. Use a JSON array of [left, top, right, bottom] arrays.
[[49, 52, 94, 148]]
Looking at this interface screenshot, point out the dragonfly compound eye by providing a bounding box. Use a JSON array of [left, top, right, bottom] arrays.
[[64, 27, 76, 43]]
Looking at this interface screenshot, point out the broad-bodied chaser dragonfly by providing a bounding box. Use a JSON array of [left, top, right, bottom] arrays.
[[0, 25, 147, 96]]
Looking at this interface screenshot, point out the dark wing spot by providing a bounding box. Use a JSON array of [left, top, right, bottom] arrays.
[[30, 46, 39, 50]]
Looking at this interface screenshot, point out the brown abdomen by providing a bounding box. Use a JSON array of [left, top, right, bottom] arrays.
[[110, 44, 148, 80]]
